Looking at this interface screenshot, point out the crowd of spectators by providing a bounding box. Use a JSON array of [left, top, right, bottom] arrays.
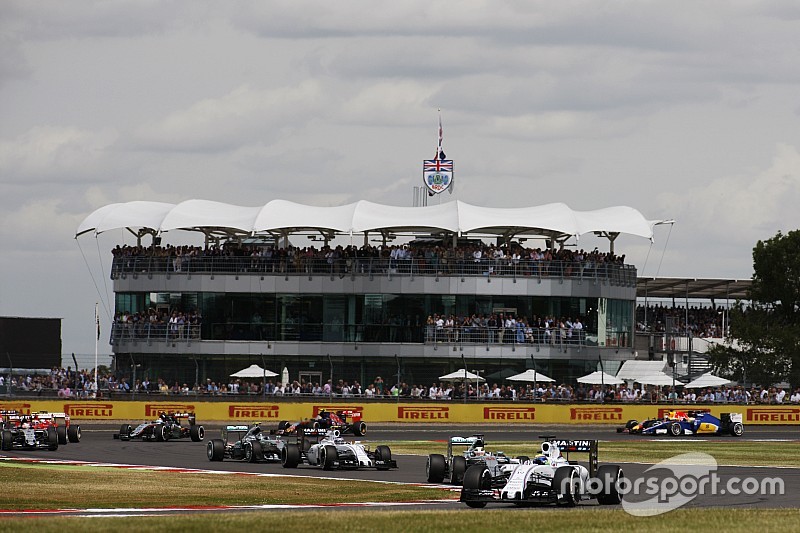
[[636, 304, 727, 338], [3, 368, 799, 404], [425, 313, 586, 345], [112, 308, 202, 340]]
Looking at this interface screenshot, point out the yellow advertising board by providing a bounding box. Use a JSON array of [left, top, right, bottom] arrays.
[[0, 399, 797, 425]]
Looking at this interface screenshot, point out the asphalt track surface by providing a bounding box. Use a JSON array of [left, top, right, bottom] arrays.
[[2, 423, 799, 514]]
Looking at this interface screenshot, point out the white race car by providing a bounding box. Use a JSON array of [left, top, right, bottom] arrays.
[[281, 427, 396, 471], [460, 436, 623, 508]]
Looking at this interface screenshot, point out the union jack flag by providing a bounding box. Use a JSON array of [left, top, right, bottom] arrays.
[[423, 159, 453, 172]]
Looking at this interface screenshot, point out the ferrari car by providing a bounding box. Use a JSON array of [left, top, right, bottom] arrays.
[[460, 436, 623, 508], [280, 427, 395, 470], [0, 411, 59, 451], [426, 434, 527, 485], [114, 412, 205, 442], [207, 424, 284, 462], [277, 409, 367, 436], [618, 410, 744, 437]]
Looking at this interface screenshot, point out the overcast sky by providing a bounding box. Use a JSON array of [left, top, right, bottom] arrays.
[[2, 1, 799, 363]]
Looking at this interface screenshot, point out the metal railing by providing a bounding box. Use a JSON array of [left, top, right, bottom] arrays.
[[111, 256, 636, 286]]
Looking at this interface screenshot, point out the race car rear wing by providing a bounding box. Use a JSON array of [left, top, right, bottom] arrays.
[[538, 436, 599, 477]]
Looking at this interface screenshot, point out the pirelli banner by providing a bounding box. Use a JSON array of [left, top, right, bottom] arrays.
[[0, 400, 797, 425]]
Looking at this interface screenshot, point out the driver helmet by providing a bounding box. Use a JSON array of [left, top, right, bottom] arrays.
[[533, 454, 547, 465]]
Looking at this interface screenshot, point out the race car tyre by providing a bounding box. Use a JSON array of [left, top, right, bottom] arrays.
[[322, 445, 338, 470], [553, 467, 580, 507], [56, 425, 68, 445], [47, 427, 59, 451], [353, 421, 367, 436], [155, 425, 164, 441], [668, 422, 683, 437], [516, 456, 530, 464], [731, 422, 744, 437], [426, 454, 446, 483], [207, 439, 225, 461], [311, 421, 320, 430], [190, 425, 205, 442], [68, 425, 81, 443], [282, 444, 300, 468], [244, 442, 256, 463], [451, 456, 467, 485], [278, 421, 290, 431], [596, 465, 624, 505], [375, 445, 392, 470], [625, 419, 639, 430], [1, 430, 11, 451], [462, 464, 491, 508]]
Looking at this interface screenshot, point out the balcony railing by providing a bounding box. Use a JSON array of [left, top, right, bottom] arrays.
[[111, 256, 636, 286]]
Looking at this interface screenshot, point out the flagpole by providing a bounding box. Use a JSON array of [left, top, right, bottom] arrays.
[[95, 302, 99, 397]]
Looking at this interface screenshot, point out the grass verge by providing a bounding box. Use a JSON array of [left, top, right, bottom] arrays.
[[384, 440, 800, 467], [2, 508, 799, 532]]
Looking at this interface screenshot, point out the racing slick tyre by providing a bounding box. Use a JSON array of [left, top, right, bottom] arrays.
[[321, 445, 338, 470], [244, 442, 257, 463], [516, 456, 530, 464], [353, 421, 367, 436], [553, 466, 580, 507], [625, 419, 639, 430], [596, 464, 624, 505], [731, 422, 744, 437], [451, 456, 467, 485], [278, 421, 290, 431], [282, 444, 300, 468], [190, 424, 205, 442], [207, 439, 225, 461], [375, 445, 392, 470], [462, 464, 491, 508], [1, 429, 11, 451], [56, 425, 68, 445], [426, 454, 446, 483], [68, 425, 81, 443], [155, 425, 165, 442], [47, 427, 59, 451], [668, 421, 683, 437]]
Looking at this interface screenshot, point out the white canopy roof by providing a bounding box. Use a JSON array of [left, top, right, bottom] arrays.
[[230, 364, 278, 378], [76, 199, 665, 241], [683, 373, 732, 389], [577, 371, 625, 385], [506, 369, 556, 383], [634, 373, 684, 386], [616, 360, 669, 381], [439, 369, 485, 382]]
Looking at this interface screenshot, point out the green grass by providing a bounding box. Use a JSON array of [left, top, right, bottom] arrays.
[[1, 508, 798, 532], [0, 461, 450, 510], [384, 440, 800, 467]]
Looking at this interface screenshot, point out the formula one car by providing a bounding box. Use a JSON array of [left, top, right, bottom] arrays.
[[280, 427, 396, 471], [207, 424, 284, 462], [460, 436, 623, 508], [0, 411, 59, 451], [426, 434, 527, 485], [277, 409, 367, 436], [114, 412, 205, 442], [33, 412, 82, 445], [618, 410, 744, 437]]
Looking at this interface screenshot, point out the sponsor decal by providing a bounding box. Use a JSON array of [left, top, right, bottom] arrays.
[[228, 404, 279, 419], [746, 408, 800, 423], [145, 404, 196, 417], [64, 403, 114, 418], [657, 407, 710, 418], [569, 407, 623, 421], [397, 406, 449, 420], [0, 403, 32, 415], [312, 406, 363, 417], [483, 407, 536, 421]]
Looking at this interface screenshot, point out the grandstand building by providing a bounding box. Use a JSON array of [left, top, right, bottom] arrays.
[[77, 200, 667, 386]]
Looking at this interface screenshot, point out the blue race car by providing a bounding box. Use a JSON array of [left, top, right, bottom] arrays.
[[623, 410, 744, 437]]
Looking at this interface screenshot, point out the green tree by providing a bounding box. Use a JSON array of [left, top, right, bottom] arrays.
[[711, 230, 800, 386]]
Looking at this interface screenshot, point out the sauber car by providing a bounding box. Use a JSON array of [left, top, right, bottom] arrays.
[[280, 427, 395, 471], [114, 412, 205, 442], [277, 409, 367, 437], [459, 436, 623, 508], [618, 411, 744, 437], [427, 434, 527, 485], [0, 411, 59, 451], [207, 424, 284, 462], [32, 412, 81, 445]]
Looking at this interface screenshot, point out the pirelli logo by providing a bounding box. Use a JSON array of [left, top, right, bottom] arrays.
[[145, 404, 196, 417], [64, 403, 114, 417], [569, 407, 623, 421], [397, 406, 449, 420], [0, 403, 32, 415], [658, 408, 710, 418], [483, 407, 536, 421], [312, 406, 363, 417], [229, 404, 280, 419], [747, 408, 800, 423]]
